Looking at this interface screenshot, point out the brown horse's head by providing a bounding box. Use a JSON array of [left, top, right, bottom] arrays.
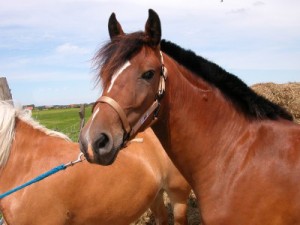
[[79, 9, 166, 165]]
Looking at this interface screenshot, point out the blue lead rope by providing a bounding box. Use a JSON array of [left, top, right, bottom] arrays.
[[0, 164, 66, 199], [0, 153, 84, 199]]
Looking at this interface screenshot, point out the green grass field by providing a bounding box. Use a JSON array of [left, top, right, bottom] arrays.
[[32, 106, 92, 142]]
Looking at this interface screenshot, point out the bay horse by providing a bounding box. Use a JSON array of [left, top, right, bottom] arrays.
[[79, 9, 300, 225], [0, 101, 191, 225]]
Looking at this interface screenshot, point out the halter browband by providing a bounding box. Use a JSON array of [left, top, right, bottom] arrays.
[[92, 51, 167, 144]]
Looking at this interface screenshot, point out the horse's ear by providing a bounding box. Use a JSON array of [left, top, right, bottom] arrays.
[[145, 9, 161, 46], [108, 12, 125, 39]]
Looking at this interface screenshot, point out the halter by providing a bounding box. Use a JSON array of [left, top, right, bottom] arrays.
[[92, 51, 167, 145]]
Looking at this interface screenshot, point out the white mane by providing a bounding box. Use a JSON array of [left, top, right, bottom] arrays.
[[0, 101, 70, 166]]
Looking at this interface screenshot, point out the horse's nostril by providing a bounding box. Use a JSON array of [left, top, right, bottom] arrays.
[[94, 133, 109, 150]]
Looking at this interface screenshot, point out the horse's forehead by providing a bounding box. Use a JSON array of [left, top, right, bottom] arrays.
[[101, 45, 160, 87], [107, 60, 131, 93]]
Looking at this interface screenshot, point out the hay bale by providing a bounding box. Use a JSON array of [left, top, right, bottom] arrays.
[[252, 82, 300, 124]]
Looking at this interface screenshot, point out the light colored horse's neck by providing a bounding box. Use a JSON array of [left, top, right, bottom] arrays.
[[0, 110, 76, 197], [153, 56, 249, 188], [0, 101, 70, 168]]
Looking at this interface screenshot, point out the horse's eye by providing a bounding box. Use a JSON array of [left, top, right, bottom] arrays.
[[141, 70, 155, 80]]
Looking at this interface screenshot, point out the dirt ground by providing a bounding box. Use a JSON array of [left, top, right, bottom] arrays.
[[132, 192, 201, 225]]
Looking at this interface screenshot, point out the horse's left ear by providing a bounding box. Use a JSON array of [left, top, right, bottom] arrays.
[[145, 9, 161, 46]]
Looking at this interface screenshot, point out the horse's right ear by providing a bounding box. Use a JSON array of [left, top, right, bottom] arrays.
[[108, 13, 124, 39]]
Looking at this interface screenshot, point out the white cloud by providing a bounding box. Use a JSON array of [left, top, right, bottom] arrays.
[[227, 8, 248, 14], [253, 1, 265, 6], [55, 43, 89, 55]]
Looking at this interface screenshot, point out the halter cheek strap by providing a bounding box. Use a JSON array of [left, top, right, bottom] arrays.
[[92, 51, 167, 143], [157, 51, 167, 98], [130, 99, 160, 135]]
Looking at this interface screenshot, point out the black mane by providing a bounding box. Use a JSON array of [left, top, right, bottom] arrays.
[[160, 39, 293, 121]]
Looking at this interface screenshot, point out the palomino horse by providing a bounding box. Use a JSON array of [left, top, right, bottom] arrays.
[[0, 101, 191, 225], [79, 9, 300, 225]]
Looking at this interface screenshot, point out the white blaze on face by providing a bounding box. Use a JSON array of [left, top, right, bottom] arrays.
[[85, 107, 100, 144], [92, 107, 100, 122], [107, 61, 131, 93]]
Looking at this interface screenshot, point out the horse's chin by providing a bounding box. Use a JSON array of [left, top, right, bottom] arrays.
[[93, 147, 121, 165]]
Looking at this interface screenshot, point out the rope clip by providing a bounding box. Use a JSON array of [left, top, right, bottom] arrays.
[[64, 152, 85, 168]]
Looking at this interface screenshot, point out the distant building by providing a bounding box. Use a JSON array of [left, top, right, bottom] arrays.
[[23, 104, 35, 111]]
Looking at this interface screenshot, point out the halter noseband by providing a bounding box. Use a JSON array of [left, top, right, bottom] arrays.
[[92, 51, 167, 145]]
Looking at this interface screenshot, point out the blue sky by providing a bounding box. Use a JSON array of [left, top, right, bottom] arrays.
[[1, 0, 299, 106]]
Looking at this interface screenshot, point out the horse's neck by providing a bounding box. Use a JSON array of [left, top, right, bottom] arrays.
[[153, 56, 249, 188], [0, 119, 76, 193]]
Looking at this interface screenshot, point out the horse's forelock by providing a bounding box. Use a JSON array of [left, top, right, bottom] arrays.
[[93, 32, 149, 88]]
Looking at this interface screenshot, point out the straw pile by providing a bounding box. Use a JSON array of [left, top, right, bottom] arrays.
[[251, 82, 300, 124]]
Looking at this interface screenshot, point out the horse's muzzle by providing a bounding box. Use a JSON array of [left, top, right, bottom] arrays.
[[79, 130, 119, 165]]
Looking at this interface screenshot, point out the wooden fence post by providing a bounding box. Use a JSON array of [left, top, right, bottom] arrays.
[[78, 104, 86, 142], [0, 77, 13, 101]]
